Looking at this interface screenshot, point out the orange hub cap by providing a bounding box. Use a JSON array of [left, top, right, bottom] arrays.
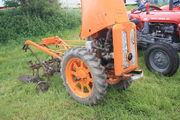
[[66, 58, 93, 98]]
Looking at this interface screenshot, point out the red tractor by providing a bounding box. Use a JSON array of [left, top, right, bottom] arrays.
[[129, 0, 180, 76]]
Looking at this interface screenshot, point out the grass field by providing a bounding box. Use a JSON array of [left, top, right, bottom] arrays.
[[0, 27, 180, 120]]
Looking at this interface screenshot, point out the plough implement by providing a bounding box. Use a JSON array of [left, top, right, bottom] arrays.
[[21, 0, 143, 105], [20, 37, 86, 91]]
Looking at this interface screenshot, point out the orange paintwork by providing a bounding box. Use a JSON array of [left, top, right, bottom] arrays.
[[25, 40, 63, 60], [80, 0, 139, 76], [25, 37, 86, 61], [106, 70, 132, 85], [113, 23, 138, 76], [66, 58, 93, 98], [80, 0, 129, 39]]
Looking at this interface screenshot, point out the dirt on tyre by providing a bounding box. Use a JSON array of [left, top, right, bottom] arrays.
[[61, 47, 108, 105], [145, 42, 179, 77], [114, 79, 132, 91]]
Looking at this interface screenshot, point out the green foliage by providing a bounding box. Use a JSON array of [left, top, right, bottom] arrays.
[[3, 0, 61, 15], [0, 9, 81, 43], [21, 0, 61, 16], [3, 0, 19, 7]]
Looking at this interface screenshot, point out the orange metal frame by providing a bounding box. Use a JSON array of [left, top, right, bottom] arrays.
[[25, 36, 86, 61]]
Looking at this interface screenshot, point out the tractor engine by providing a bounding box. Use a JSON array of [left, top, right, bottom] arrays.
[[149, 23, 179, 43], [86, 29, 114, 69], [138, 22, 180, 51]]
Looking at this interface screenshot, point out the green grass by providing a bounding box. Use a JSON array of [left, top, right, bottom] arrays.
[[126, 5, 137, 11], [0, 27, 180, 120]]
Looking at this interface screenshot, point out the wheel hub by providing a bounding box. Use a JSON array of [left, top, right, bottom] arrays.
[[150, 50, 170, 72], [77, 70, 88, 79], [66, 58, 93, 98], [153, 52, 168, 69]]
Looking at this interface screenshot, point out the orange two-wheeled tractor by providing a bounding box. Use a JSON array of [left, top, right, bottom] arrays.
[[21, 0, 143, 105]]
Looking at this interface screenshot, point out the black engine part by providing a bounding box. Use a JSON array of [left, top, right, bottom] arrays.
[[87, 29, 114, 69], [136, 22, 180, 51]]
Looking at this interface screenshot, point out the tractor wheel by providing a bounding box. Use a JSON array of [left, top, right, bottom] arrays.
[[114, 79, 132, 91], [145, 42, 179, 77], [61, 47, 108, 105]]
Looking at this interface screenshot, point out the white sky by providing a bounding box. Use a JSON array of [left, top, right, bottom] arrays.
[[60, 0, 80, 4], [0, 0, 4, 7]]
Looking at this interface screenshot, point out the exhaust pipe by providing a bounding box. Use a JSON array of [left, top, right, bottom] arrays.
[[169, 0, 173, 10]]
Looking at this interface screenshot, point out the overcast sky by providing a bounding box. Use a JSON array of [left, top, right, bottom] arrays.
[[0, 0, 4, 7], [0, 0, 3, 7]]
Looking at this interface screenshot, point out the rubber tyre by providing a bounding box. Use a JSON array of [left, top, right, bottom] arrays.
[[61, 47, 108, 105], [145, 42, 179, 77], [114, 79, 132, 91]]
